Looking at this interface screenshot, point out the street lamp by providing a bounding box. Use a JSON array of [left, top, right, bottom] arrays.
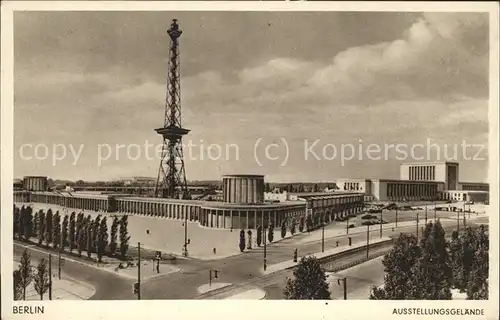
[[395, 203, 398, 228], [379, 208, 383, 239], [366, 224, 370, 259], [346, 216, 349, 235], [337, 277, 347, 300], [416, 211, 419, 239], [264, 221, 267, 271], [322, 220, 325, 253]]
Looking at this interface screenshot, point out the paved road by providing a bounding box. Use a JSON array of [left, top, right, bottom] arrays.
[[141, 219, 465, 299], [13, 217, 485, 300], [14, 243, 134, 300]]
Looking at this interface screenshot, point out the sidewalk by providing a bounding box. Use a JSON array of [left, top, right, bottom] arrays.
[[14, 257, 95, 300], [225, 288, 267, 300], [262, 236, 392, 275], [294, 219, 447, 245], [14, 242, 180, 282]]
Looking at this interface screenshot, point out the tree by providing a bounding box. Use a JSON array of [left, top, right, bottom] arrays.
[[69, 212, 76, 252], [265, 183, 271, 193], [52, 211, 61, 249], [119, 215, 131, 260], [109, 216, 119, 256], [19, 249, 33, 300], [13, 269, 23, 300], [75, 212, 84, 251], [306, 214, 313, 232], [61, 214, 69, 251], [24, 206, 34, 241], [45, 209, 53, 245], [97, 217, 108, 262], [13, 205, 20, 238], [93, 215, 102, 253], [239, 229, 246, 252], [268, 221, 274, 243], [77, 223, 86, 257], [370, 233, 422, 299], [467, 225, 489, 300], [299, 216, 305, 232], [247, 230, 252, 250], [411, 220, 452, 299], [281, 220, 287, 239], [283, 256, 331, 299], [256, 225, 262, 247], [290, 218, 296, 235], [33, 211, 39, 242], [18, 206, 25, 240], [34, 259, 50, 300], [37, 210, 46, 245], [86, 219, 94, 259]]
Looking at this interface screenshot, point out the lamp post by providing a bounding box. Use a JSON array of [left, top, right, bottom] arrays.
[[183, 211, 188, 257], [346, 216, 349, 235], [263, 223, 267, 271], [434, 198, 437, 221], [379, 209, 383, 238], [337, 277, 347, 300], [366, 224, 370, 259], [425, 206, 428, 225], [321, 221, 325, 253], [416, 211, 419, 239], [137, 242, 141, 300], [48, 254, 52, 300], [395, 205, 398, 228]]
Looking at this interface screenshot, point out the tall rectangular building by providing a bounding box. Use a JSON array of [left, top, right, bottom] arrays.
[[400, 162, 459, 190]]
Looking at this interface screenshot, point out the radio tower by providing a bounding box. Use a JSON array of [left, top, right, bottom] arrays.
[[155, 19, 190, 199]]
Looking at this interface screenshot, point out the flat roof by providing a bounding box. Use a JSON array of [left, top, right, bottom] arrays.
[[291, 191, 363, 197], [459, 181, 489, 185], [200, 201, 305, 209], [442, 190, 489, 194], [400, 162, 459, 166], [371, 179, 444, 183], [222, 174, 264, 178]]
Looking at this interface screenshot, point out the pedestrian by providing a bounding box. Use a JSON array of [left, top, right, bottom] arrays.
[[213, 247, 216, 254]]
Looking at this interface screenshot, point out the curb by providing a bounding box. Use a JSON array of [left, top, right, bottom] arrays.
[[14, 242, 178, 282]]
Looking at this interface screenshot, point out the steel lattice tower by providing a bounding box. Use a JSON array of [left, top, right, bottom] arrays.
[[155, 19, 190, 199]]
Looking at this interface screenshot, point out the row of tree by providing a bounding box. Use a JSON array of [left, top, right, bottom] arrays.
[[371, 221, 488, 300], [14, 205, 131, 261], [238, 212, 342, 251], [14, 250, 50, 300], [281, 221, 488, 300]]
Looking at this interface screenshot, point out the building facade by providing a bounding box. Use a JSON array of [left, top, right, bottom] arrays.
[[339, 162, 488, 202], [222, 175, 265, 204], [22, 176, 48, 192], [14, 189, 364, 230]]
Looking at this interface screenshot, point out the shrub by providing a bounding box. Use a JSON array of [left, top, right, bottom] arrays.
[[256, 225, 262, 247], [239, 229, 246, 252], [281, 221, 287, 239], [268, 223, 274, 243]]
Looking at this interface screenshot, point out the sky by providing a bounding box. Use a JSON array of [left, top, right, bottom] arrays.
[[13, 11, 489, 182]]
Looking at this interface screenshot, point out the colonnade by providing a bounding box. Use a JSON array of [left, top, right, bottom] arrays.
[[386, 182, 437, 201], [17, 192, 110, 212], [198, 205, 306, 229], [116, 199, 199, 221]]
